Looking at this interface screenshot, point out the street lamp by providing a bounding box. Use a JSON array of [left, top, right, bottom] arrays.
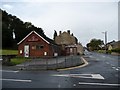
[[102, 31, 107, 53]]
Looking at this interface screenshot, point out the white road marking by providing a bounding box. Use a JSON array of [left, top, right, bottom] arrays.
[[0, 78, 32, 82], [0, 70, 19, 73], [110, 64, 114, 66], [111, 66, 119, 71], [89, 55, 92, 57], [52, 74, 104, 80], [58, 84, 61, 88], [106, 62, 109, 64], [78, 82, 120, 86], [73, 84, 76, 87], [115, 68, 119, 71], [0, 59, 2, 61], [112, 67, 116, 69], [91, 74, 104, 80]]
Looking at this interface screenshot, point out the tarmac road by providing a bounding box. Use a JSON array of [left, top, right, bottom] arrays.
[[1, 51, 120, 90]]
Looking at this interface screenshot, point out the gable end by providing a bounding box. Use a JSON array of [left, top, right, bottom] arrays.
[[17, 31, 50, 45]]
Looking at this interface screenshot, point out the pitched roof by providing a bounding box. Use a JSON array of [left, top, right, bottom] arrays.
[[17, 31, 53, 45]]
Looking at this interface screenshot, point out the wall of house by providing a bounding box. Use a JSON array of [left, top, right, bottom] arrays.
[[55, 31, 76, 45], [66, 47, 77, 55], [54, 30, 84, 55], [108, 45, 113, 50], [18, 33, 54, 57], [113, 41, 120, 49], [107, 41, 120, 50], [76, 44, 84, 55]]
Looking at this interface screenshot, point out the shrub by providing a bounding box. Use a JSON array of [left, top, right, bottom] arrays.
[[111, 48, 120, 53], [106, 50, 112, 54], [98, 50, 106, 53]]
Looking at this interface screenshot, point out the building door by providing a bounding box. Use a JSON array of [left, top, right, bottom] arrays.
[[24, 45, 29, 57]]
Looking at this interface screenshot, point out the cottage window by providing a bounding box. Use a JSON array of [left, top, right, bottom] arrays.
[[20, 50, 22, 54], [32, 45, 36, 50], [70, 48, 73, 53], [36, 45, 44, 50], [44, 52, 47, 56]]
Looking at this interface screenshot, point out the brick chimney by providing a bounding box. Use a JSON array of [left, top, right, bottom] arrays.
[[67, 30, 70, 34], [59, 31, 62, 35]]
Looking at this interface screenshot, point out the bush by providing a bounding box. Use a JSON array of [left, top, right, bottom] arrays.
[[111, 48, 120, 53], [106, 50, 112, 54], [98, 50, 106, 53]]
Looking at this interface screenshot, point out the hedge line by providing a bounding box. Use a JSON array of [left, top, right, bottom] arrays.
[[111, 48, 120, 53]]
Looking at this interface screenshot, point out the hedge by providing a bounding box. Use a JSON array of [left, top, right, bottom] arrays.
[[111, 48, 120, 53]]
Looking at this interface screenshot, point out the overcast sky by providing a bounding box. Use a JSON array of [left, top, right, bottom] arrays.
[[1, 0, 119, 46]]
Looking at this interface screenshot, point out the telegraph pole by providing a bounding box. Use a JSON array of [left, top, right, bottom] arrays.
[[102, 31, 107, 53]]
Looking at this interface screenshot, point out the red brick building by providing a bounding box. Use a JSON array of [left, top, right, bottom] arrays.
[[18, 31, 60, 58]]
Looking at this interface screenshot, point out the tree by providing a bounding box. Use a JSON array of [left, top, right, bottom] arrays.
[[53, 30, 57, 40], [86, 39, 104, 51], [2, 9, 46, 49]]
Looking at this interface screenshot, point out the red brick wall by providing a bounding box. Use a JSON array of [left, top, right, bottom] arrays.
[[18, 32, 54, 57]]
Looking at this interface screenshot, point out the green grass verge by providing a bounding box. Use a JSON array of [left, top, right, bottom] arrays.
[[11, 57, 30, 65], [0, 49, 18, 55], [97, 50, 106, 53]]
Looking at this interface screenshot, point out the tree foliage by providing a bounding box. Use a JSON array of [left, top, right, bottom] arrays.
[[1, 9, 48, 49], [86, 39, 104, 51]]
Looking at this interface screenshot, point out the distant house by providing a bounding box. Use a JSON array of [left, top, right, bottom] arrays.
[[54, 30, 84, 55], [65, 45, 77, 55], [65, 43, 84, 55], [55, 30, 77, 45], [18, 31, 60, 58], [107, 40, 120, 50]]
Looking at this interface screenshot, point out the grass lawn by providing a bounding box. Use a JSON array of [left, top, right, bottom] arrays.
[[0, 49, 18, 55], [11, 57, 31, 65], [0, 49, 31, 65]]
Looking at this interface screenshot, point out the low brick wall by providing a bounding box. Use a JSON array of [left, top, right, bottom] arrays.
[[17, 55, 84, 70]]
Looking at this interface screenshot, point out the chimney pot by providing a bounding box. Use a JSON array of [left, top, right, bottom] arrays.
[[67, 30, 70, 34], [59, 31, 62, 35]]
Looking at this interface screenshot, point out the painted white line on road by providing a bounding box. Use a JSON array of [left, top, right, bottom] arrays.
[[112, 67, 116, 69], [0, 70, 19, 73], [102, 56, 106, 58], [58, 84, 61, 88], [73, 84, 76, 87], [52, 74, 105, 80], [106, 62, 109, 64], [115, 68, 119, 71], [110, 64, 115, 66], [70, 74, 105, 80], [78, 82, 120, 86], [0, 78, 32, 82], [111, 67, 119, 71], [0, 59, 2, 61], [91, 74, 104, 80]]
